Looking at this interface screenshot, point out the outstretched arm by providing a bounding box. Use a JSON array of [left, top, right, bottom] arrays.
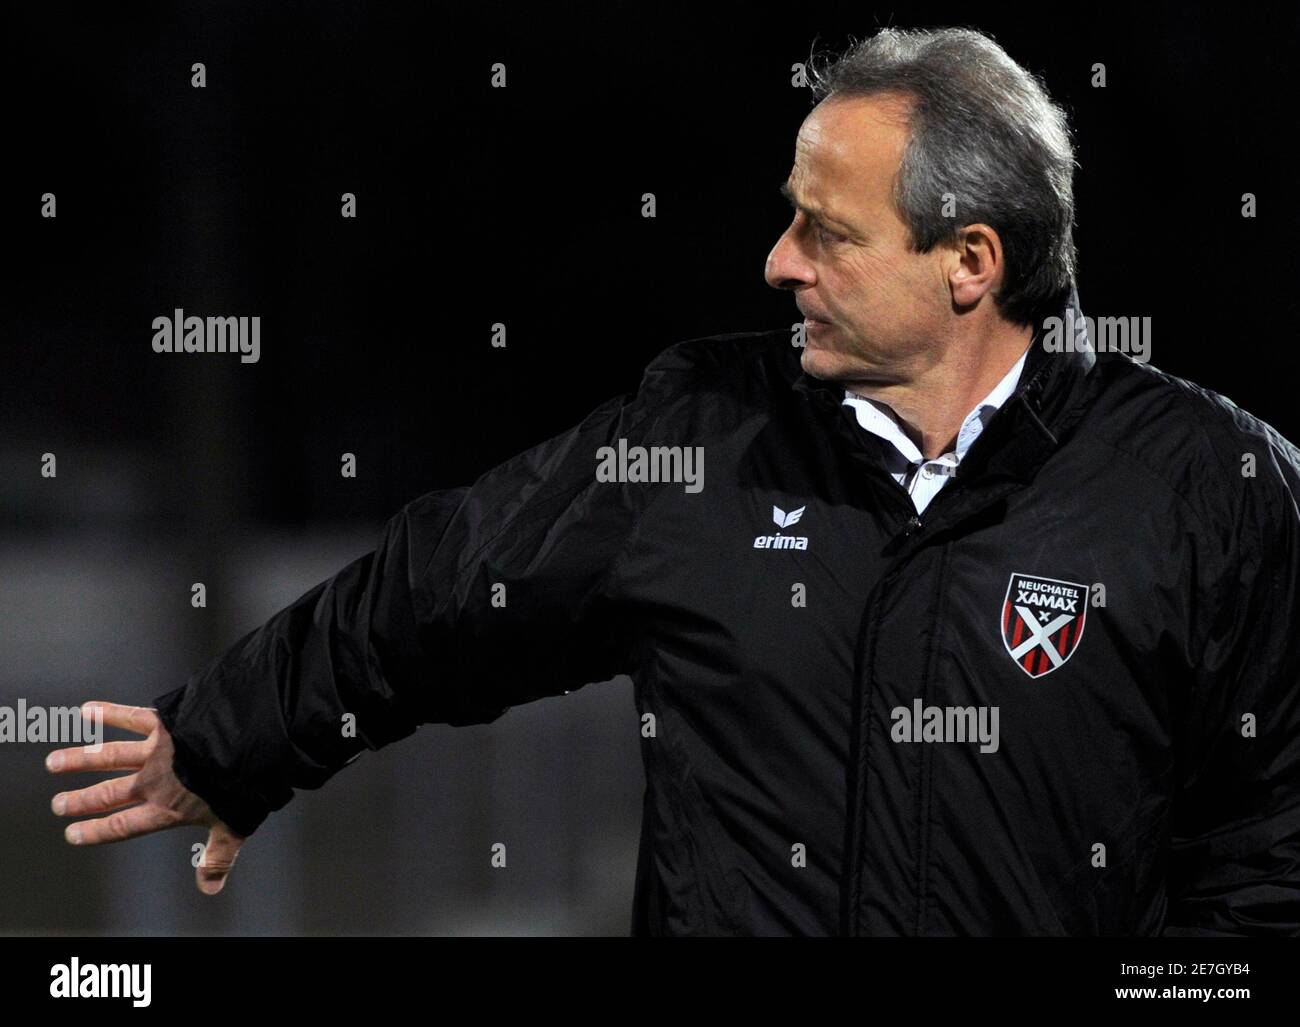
[[44, 340, 699, 891]]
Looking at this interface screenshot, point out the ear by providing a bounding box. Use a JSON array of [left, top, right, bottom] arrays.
[[948, 223, 1004, 308]]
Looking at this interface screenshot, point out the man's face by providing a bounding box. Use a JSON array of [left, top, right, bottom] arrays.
[[765, 93, 955, 385]]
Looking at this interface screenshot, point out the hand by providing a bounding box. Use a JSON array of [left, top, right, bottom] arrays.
[[47, 701, 246, 894]]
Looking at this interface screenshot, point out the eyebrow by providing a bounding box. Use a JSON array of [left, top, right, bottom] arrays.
[[779, 181, 854, 232]]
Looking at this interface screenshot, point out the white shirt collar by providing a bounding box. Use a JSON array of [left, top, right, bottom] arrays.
[[841, 346, 1030, 467]]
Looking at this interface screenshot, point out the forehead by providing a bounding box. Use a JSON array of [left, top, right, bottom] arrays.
[[790, 93, 913, 207]]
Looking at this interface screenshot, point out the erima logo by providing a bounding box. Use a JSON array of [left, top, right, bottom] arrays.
[[754, 504, 809, 549], [773, 505, 804, 529]]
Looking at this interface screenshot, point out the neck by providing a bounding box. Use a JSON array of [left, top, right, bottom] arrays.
[[847, 318, 1034, 460]]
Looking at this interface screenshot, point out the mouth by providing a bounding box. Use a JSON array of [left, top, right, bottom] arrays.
[[798, 307, 832, 325], [802, 318, 834, 347]]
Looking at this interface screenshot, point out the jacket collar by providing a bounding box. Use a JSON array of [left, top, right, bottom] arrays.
[[791, 282, 1102, 490]]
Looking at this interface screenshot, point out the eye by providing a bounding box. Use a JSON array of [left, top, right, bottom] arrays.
[[814, 221, 846, 246]]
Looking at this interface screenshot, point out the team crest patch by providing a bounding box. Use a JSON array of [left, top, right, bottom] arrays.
[[1001, 572, 1088, 678]]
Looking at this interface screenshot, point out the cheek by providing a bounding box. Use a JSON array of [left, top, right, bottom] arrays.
[[847, 247, 940, 314], [853, 244, 914, 286], [823, 256, 890, 324]]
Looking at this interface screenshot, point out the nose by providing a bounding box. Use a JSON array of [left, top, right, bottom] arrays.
[[764, 221, 816, 291]]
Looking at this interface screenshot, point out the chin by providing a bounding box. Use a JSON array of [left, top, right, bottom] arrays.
[[799, 345, 852, 383]]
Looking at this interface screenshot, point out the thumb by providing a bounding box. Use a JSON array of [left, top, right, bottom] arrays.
[[196, 824, 244, 895]]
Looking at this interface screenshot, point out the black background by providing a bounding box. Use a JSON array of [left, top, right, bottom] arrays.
[[6, 0, 1297, 531]]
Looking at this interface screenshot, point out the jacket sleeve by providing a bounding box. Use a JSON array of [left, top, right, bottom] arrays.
[[1162, 430, 1300, 936], [152, 350, 695, 837]]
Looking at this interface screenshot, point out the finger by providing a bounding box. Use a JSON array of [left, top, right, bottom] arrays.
[[53, 772, 140, 818], [196, 826, 243, 895], [46, 740, 147, 775], [64, 803, 177, 846], [81, 702, 159, 736]]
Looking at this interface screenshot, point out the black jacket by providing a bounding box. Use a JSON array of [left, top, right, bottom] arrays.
[[154, 289, 1300, 936]]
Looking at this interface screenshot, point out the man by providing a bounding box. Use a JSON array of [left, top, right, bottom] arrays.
[[46, 27, 1300, 935]]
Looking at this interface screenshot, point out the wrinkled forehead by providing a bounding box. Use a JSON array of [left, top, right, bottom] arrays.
[[790, 93, 913, 210]]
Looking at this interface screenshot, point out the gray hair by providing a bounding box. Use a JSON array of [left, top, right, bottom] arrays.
[[808, 27, 1077, 326]]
